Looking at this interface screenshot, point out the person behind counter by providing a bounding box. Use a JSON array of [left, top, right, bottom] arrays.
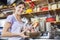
[[1, 2, 29, 40]]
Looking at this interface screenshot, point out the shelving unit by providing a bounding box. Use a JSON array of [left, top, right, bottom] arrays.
[[0, 0, 60, 39], [0, 0, 60, 23], [22, 8, 60, 15], [22, 0, 60, 23]]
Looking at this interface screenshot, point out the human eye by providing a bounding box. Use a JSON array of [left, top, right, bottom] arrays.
[[19, 7, 21, 8], [23, 8, 25, 10]]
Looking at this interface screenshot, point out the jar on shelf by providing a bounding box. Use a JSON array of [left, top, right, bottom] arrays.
[[39, 17, 46, 32], [57, 2, 60, 8], [56, 15, 60, 22], [0, 5, 3, 9], [48, 4, 51, 10], [33, 6, 37, 12], [36, 5, 40, 12], [40, 6, 48, 11], [51, 4, 57, 10]]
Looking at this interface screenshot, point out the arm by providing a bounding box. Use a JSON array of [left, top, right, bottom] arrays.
[[31, 22, 39, 28], [1, 22, 29, 38]]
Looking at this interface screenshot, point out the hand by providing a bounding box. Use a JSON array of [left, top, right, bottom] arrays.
[[22, 35, 29, 38], [30, 28, 34, 32], [20, 33, 29, 38], [23, 27, 28, 31]]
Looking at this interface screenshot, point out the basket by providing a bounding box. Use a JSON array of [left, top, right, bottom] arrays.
[[25, 31, 40, 38]]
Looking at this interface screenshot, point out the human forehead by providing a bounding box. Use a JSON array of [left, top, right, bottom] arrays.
[[17, 4, 25, 8]]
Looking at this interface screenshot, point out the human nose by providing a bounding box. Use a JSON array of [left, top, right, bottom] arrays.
[[20, 8, 24, 12], [21, 8, 24, 10]]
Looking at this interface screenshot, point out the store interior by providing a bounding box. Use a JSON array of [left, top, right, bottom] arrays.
[[0, 0, 60, 40]]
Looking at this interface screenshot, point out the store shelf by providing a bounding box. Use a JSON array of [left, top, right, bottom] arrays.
[[24, 0, 40, 3], [55, 21, 60, 25], [55, 8, 60, 14], [0, 8, 60, 19], [0, 17, 6, 19], [21, 8, 60, 16], [51, 21, 60, 25], [0, 0, 60, 19]]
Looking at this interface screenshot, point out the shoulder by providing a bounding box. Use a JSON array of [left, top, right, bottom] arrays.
[[6, 15, 15, 20], [7, 15, 14, 18], [6, 15, 14, 24]]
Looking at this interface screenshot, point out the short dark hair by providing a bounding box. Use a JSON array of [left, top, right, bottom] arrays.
[[16, 1, 25, 6]]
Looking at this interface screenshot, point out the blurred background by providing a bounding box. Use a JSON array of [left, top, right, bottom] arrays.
[[0, 0, 60, 40]]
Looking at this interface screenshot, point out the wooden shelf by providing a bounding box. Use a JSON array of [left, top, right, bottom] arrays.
[[24, 0, 44, 5], [51, 21, 60, 25], [55, 8, 60, 14], [0, 17, 6, 19], [24, 0, 40, 3], [0, 8, 60, 19], [21, 8, 60, 16], [56, 22, 60, 25]]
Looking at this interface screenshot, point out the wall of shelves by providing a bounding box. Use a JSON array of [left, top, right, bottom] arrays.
[[0, 0, 60, 39], [21, 0, 60, 24], [0, 0, 60, 23], [24, 1, 60, 14]]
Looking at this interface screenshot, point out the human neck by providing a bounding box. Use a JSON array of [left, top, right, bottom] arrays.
[[13, 14, 22, 22]]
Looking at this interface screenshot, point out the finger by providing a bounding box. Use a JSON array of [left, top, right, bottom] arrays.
[[24, 36, 29, 38]]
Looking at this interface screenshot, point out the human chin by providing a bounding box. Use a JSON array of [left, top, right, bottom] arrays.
[[18, 12, 22, 15]]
